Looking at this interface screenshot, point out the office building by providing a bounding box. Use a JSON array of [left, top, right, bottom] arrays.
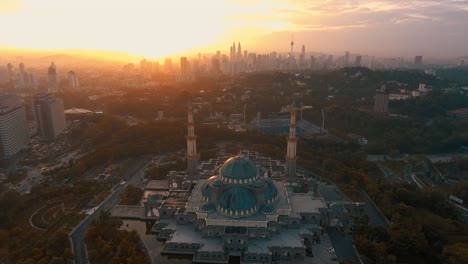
[[374, 84, 389, 116], [414, 56, 423, 67], [68, 71, 79, 88], [355, 55, 362, 67], [344, 51, 350, 66], [48, 62, 58, 92], [0, 95, 29, 159], [180, 57, 189, 74], [164, 58, 173, 73], [33, 93, 66, 141]]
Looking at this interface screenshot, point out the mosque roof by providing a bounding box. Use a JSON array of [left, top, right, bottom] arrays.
[[220, 156, 257, 180], [218, 187, 257, 211], [262, 178, 279, 201]]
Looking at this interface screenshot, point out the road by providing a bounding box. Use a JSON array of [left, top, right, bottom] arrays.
[[376, 164, 402, 182], [69, 159, 153, 264], [360, 191, 390, 228], [327, 227, 360, 264], [368, 153, 468, 163], [14, 150, 89, 194]]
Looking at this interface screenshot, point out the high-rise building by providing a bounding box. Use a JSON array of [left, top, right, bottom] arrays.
[[374, 84, 389, 116], [48, 62, 58, 92], [0, 95, 29, 159], [180, 57, 189, 74], [414, 56, 423, 67], [163, 58, 173, 73], [299, 45, 306, 68], [68, 71, 79, 88], [0, 67, 8, 84], [290, 36, 295, 59], [237, 42, 242, 60], [232, 42, 236, 59], [33, 93, 66, 141], [344, 51, 350, 66], [355, 55, 362, 67], [18, 62, 27, 88]]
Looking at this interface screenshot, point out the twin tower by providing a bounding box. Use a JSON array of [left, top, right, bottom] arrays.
[[185, 101, 300, 183]]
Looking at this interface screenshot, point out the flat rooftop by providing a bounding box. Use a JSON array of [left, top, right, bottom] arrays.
[[145, 180, 169, 190], [288, 190, 327, 216], [111, 205, 145, 219]]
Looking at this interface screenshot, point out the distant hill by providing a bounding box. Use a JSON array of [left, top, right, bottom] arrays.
[[0, 45, 139, 67]]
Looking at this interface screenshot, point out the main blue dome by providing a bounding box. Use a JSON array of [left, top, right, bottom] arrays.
[[219, 156, 258, 182], [218, 187, 257, 212]]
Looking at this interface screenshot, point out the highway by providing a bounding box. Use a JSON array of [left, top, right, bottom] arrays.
[[368, 152, 467, 162], [69, 159, 153, 264]]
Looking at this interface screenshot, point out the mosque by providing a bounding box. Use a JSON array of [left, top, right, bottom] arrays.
[[113, 101, 343, 263], [151, 101, 333, 264]]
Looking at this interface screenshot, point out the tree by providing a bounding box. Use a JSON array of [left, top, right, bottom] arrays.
[[120, 185, 143, 205], [443, 243, 468, 264]]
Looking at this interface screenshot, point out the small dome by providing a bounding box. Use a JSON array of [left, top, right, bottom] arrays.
[[218, 187, 257, 212], [201, 203, 215, 213], [250, 180, 264, 188], [201, 176, 217, 198], [260, 204, 275, 214], [220, 156, 257, 181], [262, 178, 279, 201], [212, 179, 223, 187]]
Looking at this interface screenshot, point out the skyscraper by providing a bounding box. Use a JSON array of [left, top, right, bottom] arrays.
[[18, 62, 28, 88], [237, 42, 242, 60], [33, 93, 66, 141], [48, 62, 58, 93], [344, 51, 350, 67], [290, 36, 295, 58], [180, 57, 189, 74], [68, 71, 79, 88], [232, 42, 236, 61], [414, 56, 423, 67], [0, 95, 29, 159], [374, 84, 389, 116], [6, 63, 14, 82], [299, 45, 306, 68], [355, 55, 362, 67], [163, 58, 173, 73]]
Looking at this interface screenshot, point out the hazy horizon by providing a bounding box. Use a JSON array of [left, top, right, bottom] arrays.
[[1, 0, 468, 59]]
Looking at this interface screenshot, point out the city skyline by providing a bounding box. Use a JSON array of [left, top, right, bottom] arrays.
[[0, 0, 467, 59]]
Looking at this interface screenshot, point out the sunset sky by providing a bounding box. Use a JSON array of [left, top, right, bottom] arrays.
[[1, 0, 467, 58]]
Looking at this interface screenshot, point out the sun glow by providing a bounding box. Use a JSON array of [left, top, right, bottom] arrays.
[[0, 0, 292, 58]]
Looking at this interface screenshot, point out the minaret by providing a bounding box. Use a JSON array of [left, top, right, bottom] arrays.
[[286, 100, 300, 183], [186, 101, 198, 182]]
